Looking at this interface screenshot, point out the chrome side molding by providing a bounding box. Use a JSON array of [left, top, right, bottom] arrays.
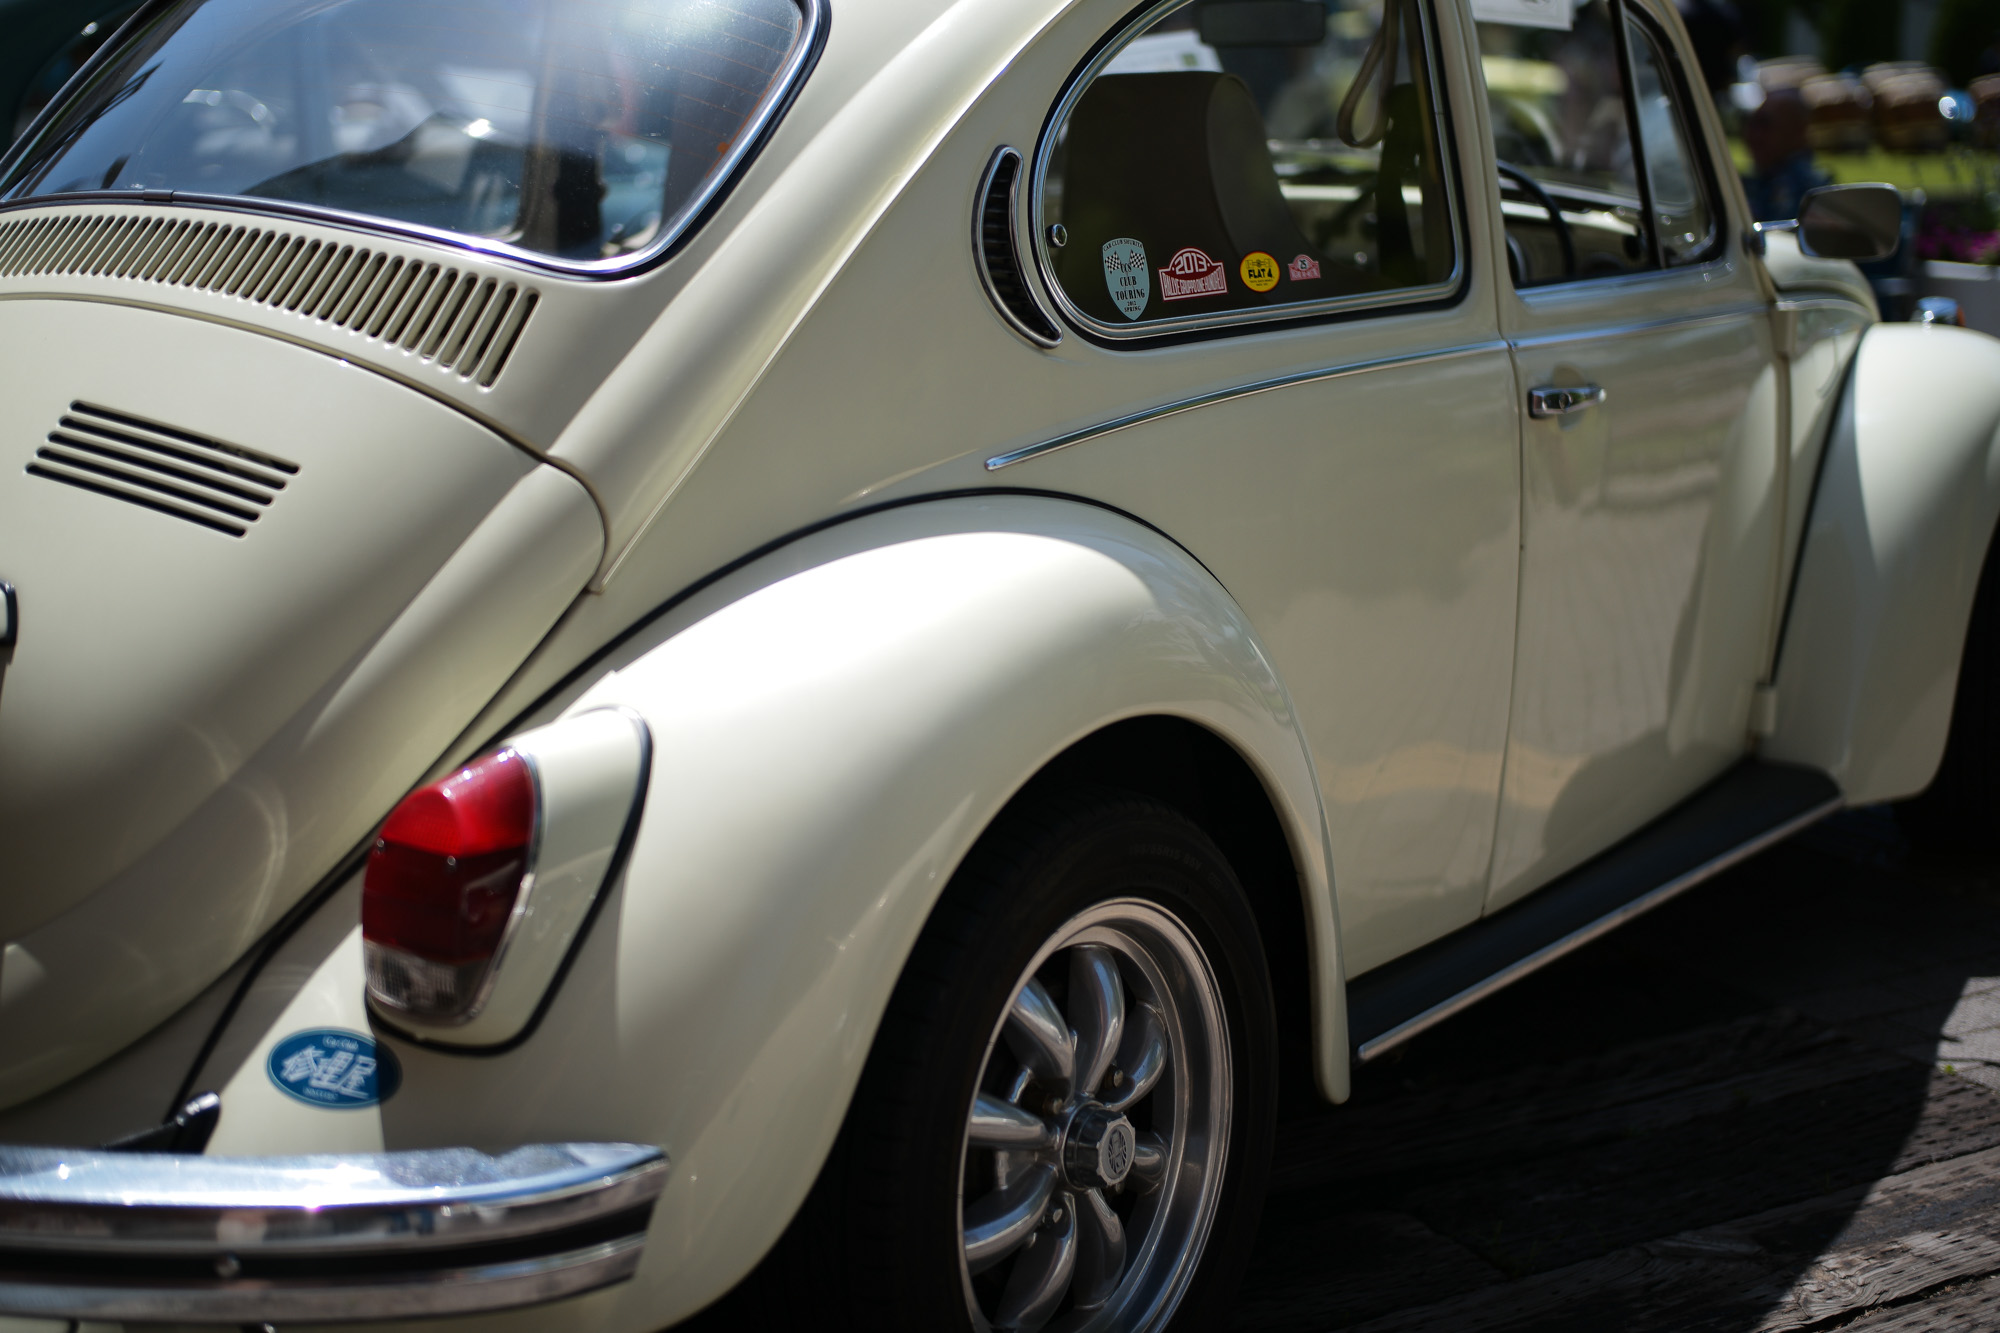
[[0, 1140, 667, 1323]]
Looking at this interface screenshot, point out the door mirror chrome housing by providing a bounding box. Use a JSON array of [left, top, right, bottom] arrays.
[[1793, 183, 1903, 262]]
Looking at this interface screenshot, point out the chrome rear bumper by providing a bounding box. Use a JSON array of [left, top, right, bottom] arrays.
[[0, 1141, 666, 1323]]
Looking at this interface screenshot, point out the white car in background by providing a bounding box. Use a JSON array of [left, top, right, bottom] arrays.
[[0, 0, 1990, 1328]]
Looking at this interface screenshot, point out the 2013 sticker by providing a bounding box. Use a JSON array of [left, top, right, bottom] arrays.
[[1102, 239, 1150, 320], [1288, 253, 1323, 281], [267, 1028, 402, 1109], [1239, 251, 1280, 292], [1158, 247, 1227, 301]]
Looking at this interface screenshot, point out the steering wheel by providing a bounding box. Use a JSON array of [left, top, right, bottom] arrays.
[[1495, 160, 1576, 283]]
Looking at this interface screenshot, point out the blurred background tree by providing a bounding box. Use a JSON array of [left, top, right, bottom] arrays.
[[1735, 0, 1793, 59], [1929, 0, 2000, 86], [1816, 0, 1902, 71]]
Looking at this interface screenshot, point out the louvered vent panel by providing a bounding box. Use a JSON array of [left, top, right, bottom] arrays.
[[0, 214, 537, 387], [26, 402, 298, 538], [975, 149, 1061, 348]]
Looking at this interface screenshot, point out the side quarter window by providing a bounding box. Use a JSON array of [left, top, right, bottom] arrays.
[[1036, 0, 1460, 336], [1624, 12, 1719, 267]]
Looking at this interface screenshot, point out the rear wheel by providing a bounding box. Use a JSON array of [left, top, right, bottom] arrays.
[[712, 791, 1276, 1331]]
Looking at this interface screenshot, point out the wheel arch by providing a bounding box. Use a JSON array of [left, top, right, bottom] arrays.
[[1019, 716, 1321, 1117], [378, 493, 1344, 1331], [1767, 323, 2000, 802]]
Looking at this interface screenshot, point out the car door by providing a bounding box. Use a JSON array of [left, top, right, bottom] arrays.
[[1476, 0, 1784, 909], [1006, 0, 1523, 973]]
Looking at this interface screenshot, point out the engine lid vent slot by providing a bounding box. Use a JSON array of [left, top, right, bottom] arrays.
[[26, 402, 298, 538], [0, 213, 536, 388], [973, 148, 1061, 349]]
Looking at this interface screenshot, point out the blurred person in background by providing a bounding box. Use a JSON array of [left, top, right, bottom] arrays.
[[1743, 85, 1829, 221]]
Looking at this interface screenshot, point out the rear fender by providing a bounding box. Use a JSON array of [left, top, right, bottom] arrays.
[[1767, 324, 2000, 801], [373, 494, 1338, 1329]]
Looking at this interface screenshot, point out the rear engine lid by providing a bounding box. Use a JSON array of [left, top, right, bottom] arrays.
[[0, 298, 599, 1104]]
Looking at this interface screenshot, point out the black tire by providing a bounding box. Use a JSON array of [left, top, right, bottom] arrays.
[[689, 789, 1276, 1331]]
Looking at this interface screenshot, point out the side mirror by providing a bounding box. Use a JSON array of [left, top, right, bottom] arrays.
[[1795, 183, 1903, 262]]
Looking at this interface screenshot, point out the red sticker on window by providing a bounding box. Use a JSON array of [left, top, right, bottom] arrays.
[[1288, 254, 1322, 281], [1158, 247, 1227, 301]]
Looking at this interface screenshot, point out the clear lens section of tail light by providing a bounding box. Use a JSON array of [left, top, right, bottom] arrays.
[[362, 748, 537, 1023]]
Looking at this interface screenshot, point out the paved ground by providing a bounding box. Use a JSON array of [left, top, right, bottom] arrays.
[[1236, 806, 2000, 1332]]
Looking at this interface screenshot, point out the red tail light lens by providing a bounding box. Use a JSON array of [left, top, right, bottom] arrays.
[[362, 749, 537, 1022]]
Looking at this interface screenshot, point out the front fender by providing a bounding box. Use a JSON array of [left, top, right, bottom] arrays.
[[1768, 324, 2000, 802], [374, 494, 1337, 1331]]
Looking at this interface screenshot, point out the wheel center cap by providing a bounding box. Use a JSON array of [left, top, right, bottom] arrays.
[[1062, 1103, 1136, 1190]]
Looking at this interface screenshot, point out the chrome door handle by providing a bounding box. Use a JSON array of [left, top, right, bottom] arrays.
[[1527, 384, 1607, 418]]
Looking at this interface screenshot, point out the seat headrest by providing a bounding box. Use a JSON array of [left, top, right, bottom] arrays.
[[1054, 71, 1320, 324]]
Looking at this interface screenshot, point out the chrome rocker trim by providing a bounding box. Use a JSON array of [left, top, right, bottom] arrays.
[[0, 1141, 667, 1323]]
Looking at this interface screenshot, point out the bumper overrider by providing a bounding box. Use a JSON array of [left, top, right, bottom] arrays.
[[0, 1141, 667, 1322]]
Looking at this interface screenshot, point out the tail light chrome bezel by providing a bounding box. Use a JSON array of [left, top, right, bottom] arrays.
[[364, 707, 651, 1050]]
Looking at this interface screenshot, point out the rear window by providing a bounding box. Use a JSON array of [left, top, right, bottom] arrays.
[[0, 0, 816, 271]]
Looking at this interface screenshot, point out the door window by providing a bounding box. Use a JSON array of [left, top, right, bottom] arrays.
[[1476, 0, 1720, 285], [1036, 0, 1460, 336]]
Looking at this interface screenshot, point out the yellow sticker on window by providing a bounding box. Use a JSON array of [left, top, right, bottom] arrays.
[[1240, 251, 1280, 293]]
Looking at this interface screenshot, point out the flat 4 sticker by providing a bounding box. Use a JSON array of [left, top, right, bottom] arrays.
[[1159, 247, 1227, 301], [1102, 239, 1150, 320], [1240, 251, 1280, 292]]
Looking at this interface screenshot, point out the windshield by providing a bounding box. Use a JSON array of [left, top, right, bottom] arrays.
[[0, 0, 812, 268]]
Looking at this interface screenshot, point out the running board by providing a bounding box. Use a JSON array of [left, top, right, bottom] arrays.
[[1347, 760, 1842, 1063]]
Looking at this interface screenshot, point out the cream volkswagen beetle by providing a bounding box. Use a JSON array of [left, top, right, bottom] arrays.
[[0, 0, 1992, 1326]]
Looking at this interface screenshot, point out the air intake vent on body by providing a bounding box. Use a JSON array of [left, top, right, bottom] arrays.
[[0, 213, 536, 388], [27, 402, 297, 538], [974, 148, 1061, 348]]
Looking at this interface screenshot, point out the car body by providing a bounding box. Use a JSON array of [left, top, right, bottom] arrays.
[[0, 0, 1995, 1327]]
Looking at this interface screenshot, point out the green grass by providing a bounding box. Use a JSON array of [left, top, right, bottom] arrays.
[[1728, 138, 2000, 199]]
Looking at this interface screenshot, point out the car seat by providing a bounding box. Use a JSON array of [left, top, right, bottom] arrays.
[[1054, 70, 1323, 324]]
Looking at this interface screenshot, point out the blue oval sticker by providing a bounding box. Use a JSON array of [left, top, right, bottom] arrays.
[[267, 1029, 401, 1109]]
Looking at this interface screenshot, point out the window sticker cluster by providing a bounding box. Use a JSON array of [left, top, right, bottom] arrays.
[[267, 1028, 402, 1109], [1103, 242, 1326, 318]]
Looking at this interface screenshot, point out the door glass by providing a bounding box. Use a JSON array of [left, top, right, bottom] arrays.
[[1038, 0, 1458, 334], [1476, 0, 1648, 284], [1625, 16, 1717, 266]]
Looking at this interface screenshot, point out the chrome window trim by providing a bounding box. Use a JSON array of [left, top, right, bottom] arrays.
[[1028, 0, 1466, 343], [0, 0, 825, 282], [985, 339, 1508, 470]]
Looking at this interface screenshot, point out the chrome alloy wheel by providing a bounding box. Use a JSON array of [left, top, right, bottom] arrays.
[[958, 899, 1231, 1332]]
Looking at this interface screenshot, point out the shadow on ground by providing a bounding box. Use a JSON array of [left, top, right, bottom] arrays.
[[1235, 807, 2000, 1332]]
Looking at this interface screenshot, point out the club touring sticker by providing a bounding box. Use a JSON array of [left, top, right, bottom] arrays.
[[1240, 251, 1280, 292], [267, 1028, 402, 1109], [1158, 247, 1227, 301], [1288, 253, 1323, 281], [1102, 238, 1150, 319]]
